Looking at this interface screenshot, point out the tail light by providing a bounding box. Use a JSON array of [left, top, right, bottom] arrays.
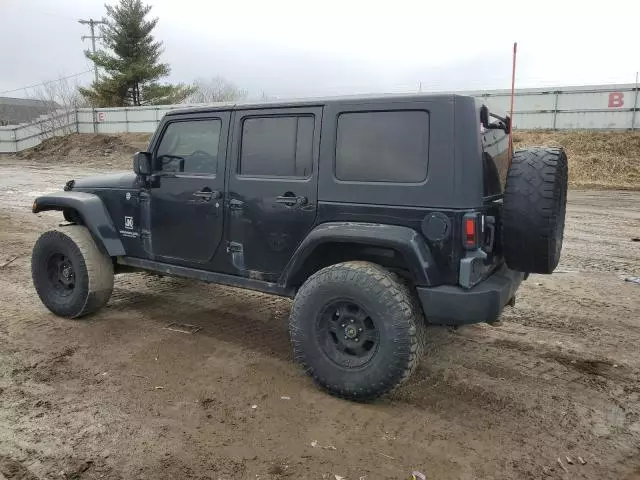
[[463, 213, 479, 250], [463, 213, 497, 252]]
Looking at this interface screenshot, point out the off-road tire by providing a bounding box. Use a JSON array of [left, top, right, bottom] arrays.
[[289, 261, 426, 401], [502, 147, 568, 274], [32, 226, 114, 318]]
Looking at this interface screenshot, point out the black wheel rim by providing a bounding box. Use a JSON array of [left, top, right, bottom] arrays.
[[316, 300, 379, 368], [45, 252, 76, 297]]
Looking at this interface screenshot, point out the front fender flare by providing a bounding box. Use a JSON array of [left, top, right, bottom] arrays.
[[280, 222, 440, 288], [32, 191, 125, 256]]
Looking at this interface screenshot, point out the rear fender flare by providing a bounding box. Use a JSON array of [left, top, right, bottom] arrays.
[[32, 192, 125, 257], [280, 222, 440, 288]]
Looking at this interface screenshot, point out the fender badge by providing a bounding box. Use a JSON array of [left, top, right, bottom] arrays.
[[125, 192, 131, 200]]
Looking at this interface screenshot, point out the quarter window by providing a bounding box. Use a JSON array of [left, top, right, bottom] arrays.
[[335, 110, 429, 182]]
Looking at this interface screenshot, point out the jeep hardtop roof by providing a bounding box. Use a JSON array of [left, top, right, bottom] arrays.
[[166, 93, 470, 116]]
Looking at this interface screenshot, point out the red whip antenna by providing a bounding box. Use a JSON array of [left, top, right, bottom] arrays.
[[508, 42, 518, 164]]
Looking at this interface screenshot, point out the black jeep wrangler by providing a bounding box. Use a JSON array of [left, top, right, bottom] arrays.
[[31, 94, 568, 400]]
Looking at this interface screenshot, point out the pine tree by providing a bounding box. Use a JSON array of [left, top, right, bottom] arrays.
[[80, 0, 193, 107]]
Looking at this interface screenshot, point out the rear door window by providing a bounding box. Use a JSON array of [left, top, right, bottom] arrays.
[[239, 115, 314, 177], [335, 110, 429, 182]]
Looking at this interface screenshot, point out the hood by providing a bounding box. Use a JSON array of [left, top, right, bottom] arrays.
[[69, 172, 138, 190]]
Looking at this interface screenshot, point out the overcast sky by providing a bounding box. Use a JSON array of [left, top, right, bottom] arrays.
[[1, 0, 639, 99]]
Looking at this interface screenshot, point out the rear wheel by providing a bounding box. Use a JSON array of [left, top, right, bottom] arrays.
[[289, 261, 425, 401], [502, 147, 568, 274], [32, 226, 114, 318]]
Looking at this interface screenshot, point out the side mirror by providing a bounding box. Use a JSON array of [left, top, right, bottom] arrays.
[[133, 152, 152, 176]]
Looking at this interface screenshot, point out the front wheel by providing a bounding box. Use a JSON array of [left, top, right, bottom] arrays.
[[289, 261, 426, 401], [32, 226, 114, 318]]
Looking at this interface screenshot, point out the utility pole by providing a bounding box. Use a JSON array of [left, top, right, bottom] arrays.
[[633, 71, 639, 131], [79, 18, 106, 84]]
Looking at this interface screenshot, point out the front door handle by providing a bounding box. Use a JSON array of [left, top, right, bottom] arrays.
[[275, 194, 308, 207]]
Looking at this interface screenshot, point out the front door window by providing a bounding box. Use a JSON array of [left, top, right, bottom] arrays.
[[156, 119, 221, 175]]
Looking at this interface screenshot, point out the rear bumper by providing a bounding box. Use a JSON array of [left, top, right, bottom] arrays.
[[416, 266, 524, 325]]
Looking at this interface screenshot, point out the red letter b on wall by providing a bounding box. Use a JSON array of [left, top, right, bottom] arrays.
[[608, 92, 624, 108]]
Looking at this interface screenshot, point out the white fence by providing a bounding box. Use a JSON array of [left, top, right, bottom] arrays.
[[1, 83, 639, 153], [76, 104, 186, 134], [467, 83, 639, 130], [0, 110, 78, 153]]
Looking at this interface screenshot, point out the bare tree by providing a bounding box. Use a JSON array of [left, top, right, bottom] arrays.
[[186, 77, 248, 104], [29, 77, 87, 139]]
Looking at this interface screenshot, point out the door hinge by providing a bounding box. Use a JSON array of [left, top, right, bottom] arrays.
[[226, 242, 243, 253]]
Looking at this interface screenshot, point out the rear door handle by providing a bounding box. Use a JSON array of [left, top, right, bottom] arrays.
[[229, 199, 244, 210], [275, 195, 308, 207]]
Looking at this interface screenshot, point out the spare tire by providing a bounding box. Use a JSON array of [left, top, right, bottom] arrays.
[[502, 147, 568, 274]]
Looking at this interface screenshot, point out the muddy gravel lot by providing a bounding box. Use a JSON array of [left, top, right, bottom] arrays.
[[0, 158, 639, 480]]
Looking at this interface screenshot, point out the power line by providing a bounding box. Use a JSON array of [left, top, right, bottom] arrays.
[[79, 18, 106, 83], [0, 70, 93, 96]]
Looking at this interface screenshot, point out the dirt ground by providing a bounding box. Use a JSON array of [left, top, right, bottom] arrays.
[[0, 157, 639, 480]]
